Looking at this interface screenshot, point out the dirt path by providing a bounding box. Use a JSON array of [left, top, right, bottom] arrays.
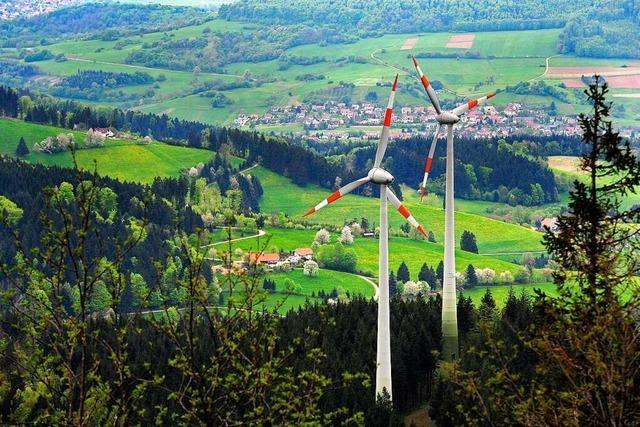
[[528, 54, 561, 82], [239, 163, 259, 174], [200, 229, 266, 249], [350, 273, 379, 300], [478, 250, 546, 256]]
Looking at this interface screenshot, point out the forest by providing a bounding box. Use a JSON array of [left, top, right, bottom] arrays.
[[221, 0, 640, 58]]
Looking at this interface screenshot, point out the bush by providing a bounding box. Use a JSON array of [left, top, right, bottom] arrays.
[[316, 243, 357, 273], [514, 268, 532, 284], [498, 270, 514, 283], [476, 268, 496, 284]]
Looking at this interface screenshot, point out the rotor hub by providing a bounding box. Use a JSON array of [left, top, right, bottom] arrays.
[[436, 111, 460, 125], [368, 168, 394, 185]]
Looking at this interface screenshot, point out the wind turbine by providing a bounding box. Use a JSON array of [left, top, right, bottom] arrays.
[[303, 75, 427, 401], [412, 56, 496, 361]]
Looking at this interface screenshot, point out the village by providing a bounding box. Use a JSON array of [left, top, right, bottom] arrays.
[[0, 0, 81, 20], [235, 101, 638, 142]]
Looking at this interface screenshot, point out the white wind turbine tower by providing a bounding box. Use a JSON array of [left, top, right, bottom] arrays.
[[412, 56, 496, 360], [303, 75, 427, 401]]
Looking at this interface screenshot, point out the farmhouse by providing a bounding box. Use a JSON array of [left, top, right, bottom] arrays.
[[93, 128, 115, 138], [294, 247, 314, 259], [540, 217, 559, 232], [248, 252, 280, 266]]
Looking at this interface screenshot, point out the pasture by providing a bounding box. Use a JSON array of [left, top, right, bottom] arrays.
[[212, 226, 533, 279], [247, 166, 545, 255], [0, 118, 214, 183]]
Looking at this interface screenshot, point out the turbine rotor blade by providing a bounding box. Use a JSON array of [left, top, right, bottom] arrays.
[[386, 188, 427, 238], [303, 176, 370, 217], [452, 91, 496, 117], [420, 123, 441, 200], [373, 74, 399, 168], [412, 56, 442, 114]]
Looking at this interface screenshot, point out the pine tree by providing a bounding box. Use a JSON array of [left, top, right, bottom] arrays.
[[478, 288, 496, 321], [436, 260, 444, 287], [389, 273, 398, 299], [418, 263, 430, 282], [15, 136, 29, 157], [460, 230, 478, 253], [396, 261, 410, 283], [465, 264, 478, 288]]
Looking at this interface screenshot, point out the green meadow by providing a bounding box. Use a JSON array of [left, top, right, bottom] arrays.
[[247, 166, 545, 255], [0, 118, 214, 183]]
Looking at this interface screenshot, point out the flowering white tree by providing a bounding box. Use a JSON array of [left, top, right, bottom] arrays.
[[403, 281, 423, 299], [303, 260, 319, 277], [33, 133, 75, 154], [85, 129, 105, 147], [314, 228, 330, 245], [339, 225, 353, 245], [350, 222, 363, 236], [476, 268, 496, 284]]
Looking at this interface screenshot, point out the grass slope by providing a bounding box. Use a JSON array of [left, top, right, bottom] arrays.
[[0, 118, 214, 183], [248, 166, 545, 255], [217, 227, 527, 278]]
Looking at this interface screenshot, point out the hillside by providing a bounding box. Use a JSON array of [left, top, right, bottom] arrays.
[[249, 165, 545, 255], [0, 118, 215, 183]]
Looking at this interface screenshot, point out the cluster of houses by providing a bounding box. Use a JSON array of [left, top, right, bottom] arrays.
[[235, 102, 637, 142], [213, 247, 314, 275], [0, 0, 79, 20]]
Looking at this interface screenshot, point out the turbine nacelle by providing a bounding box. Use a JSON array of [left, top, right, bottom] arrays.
[[436, 111, 460, 125], [368, 167, 394, 185]]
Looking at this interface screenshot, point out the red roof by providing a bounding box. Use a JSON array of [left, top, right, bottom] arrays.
[[294, 247, 313, 256], [249, 252, 280, 264]]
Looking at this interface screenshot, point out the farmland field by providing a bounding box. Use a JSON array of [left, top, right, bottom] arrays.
[[5, 18, 639, 126]]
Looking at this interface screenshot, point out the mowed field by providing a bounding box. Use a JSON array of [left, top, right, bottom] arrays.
[[0, 118, 215, 183], [8, 16, 639, 126], [247, 166, 545, 255]]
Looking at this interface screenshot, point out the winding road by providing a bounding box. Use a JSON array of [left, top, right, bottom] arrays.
[[200, 228, 266, 249]]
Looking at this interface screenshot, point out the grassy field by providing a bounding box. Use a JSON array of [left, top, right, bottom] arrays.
[[548, 155, 640, 209], [215, 226, 531, 279], [220, 268, 375, 313], [268, 269, 375, 298], [0, 118, 215, 183], [247, 166, 545, 255]]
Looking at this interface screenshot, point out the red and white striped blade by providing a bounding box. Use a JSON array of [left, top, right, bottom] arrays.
[[373, 74, 399, 168], [412, 56, 442, 115], [303, 176, 370, 217], [386, 188, 427, 238], [419, 123, 441, 200], [452, 91, 496, 117]]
